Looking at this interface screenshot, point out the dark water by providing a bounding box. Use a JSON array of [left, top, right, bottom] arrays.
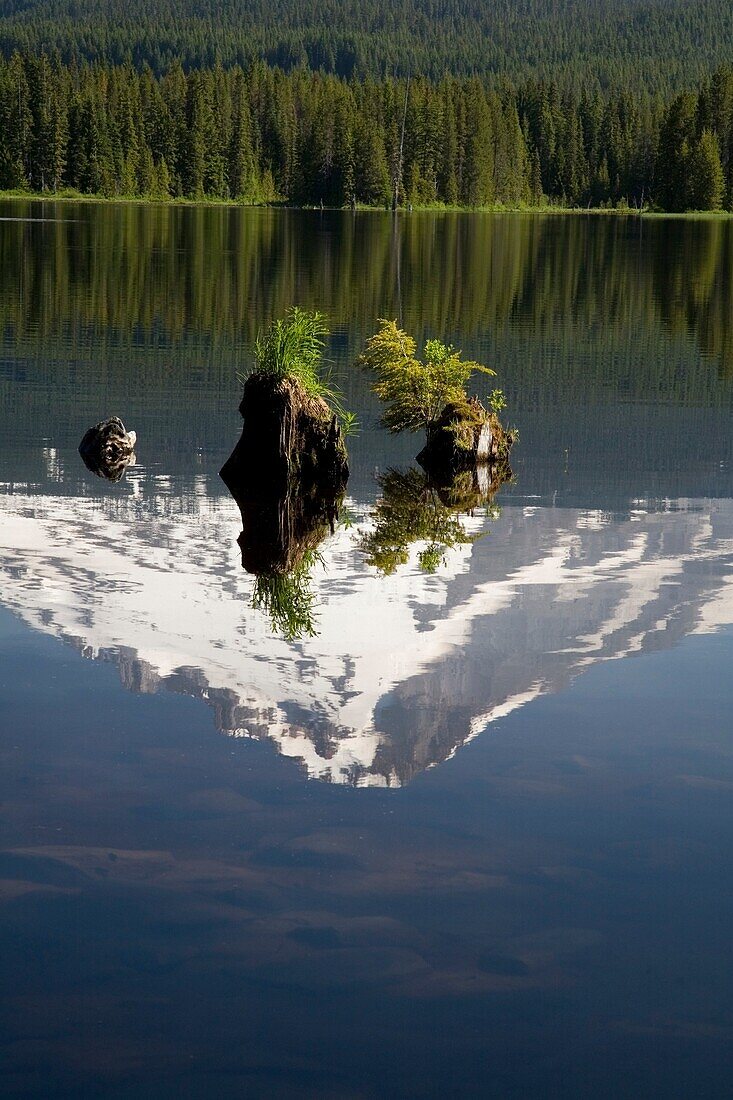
[[0, 201, 732, 1097]]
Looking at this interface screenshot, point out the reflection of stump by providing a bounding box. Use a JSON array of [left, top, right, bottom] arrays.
[[429, 462, 511, 511], [417, 397, 513, 475], [79, 416, 137, 482], [228, 476, 344, 575], [220, 373, 349, 575]]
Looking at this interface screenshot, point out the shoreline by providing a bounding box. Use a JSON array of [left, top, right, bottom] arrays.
[[1, 191, 732, 219]]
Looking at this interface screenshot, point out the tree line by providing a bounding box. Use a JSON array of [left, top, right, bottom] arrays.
[[1, 0, 732, 92], [1, 53, 733, 211]]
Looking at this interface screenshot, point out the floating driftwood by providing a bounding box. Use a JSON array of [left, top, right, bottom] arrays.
[[220, 372, 349, 638], [78, 416, 137, 482]]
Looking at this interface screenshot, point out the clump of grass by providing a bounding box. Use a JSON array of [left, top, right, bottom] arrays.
[[358, 319, 496, 434], [253, 307, 329, 392], [242, 307, 356, 433]]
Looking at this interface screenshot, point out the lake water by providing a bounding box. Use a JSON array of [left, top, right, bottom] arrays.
[[0, 201, 732, 1097]]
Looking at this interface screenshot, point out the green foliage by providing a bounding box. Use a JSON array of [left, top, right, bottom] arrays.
[[2, 0, 733, 93], [488, 388, 507, 413], [339, 410, 359, 437], [688, 130, 725, 211], [359, 319, 495, 433], [252, 306, 328, 388], [244, 306, 353, 427], [251, 550, 322, 640]]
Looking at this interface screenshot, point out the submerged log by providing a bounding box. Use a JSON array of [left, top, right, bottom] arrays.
[[416, 396, 514, 475], [78, 416, 137, 482]]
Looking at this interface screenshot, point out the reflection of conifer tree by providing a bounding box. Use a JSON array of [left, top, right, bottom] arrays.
[[361, 467, 499, 576], [2, 184, 733, 380]]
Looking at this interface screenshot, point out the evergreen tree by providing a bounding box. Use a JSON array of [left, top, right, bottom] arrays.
[[687, 129, 725, 210], [0, 51, 732, 213], [462, 79, 494, 205], [229, 67, 256, 198], [353, 115, 390, 205], [0, 52, 32, 188], [655, 91, 697, 210]]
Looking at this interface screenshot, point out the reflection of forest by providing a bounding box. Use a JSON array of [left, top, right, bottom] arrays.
[[3, 205, 733, 506], [2, 204, 733, 386]]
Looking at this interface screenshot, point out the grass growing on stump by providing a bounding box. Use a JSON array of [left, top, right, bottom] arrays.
[[244, 306, 352, 427]]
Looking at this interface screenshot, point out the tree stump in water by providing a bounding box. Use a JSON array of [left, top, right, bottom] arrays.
[[416, 396, 514, 476], [220, 373, 349, 574], [221, 374, 348, 494]]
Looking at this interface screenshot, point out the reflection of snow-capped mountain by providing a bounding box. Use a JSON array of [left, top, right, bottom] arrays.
[[1, 479, 732, 785]]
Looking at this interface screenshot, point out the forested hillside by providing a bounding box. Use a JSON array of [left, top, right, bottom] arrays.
[[0, 0, 732, 91], [1, 55, 732, 211]]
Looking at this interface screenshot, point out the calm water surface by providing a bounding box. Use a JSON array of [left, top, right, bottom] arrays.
[[0, 202, 732, 1097]]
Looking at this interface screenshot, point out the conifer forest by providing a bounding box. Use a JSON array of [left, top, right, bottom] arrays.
[[1, 52, 733, 211]]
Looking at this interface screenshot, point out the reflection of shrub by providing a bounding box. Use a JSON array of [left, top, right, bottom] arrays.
[[251, 550, 323, 640], [359, 319, 495, 434], [360, 467, 490, 576]]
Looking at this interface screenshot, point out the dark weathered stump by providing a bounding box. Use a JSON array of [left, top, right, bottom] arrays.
[[78, 416, 137, 482], [416, 396, 514, 475], [220, 374, 348, 496], [220, 373, 349, 575]]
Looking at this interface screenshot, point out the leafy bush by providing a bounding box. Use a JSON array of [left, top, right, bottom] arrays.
[[359, 319, 495, 433]]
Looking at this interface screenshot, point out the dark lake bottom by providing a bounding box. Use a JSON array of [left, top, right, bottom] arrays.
[[0, 201, 731, 1097]]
